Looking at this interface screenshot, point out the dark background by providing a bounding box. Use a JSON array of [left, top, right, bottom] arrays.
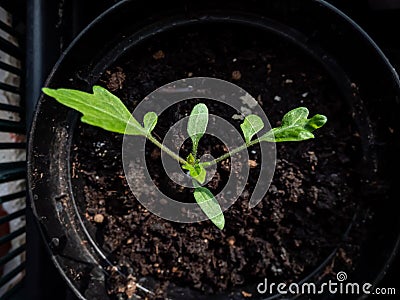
[[1, 0, 397, 299]]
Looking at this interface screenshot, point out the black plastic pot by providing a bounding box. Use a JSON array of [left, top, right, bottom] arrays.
[[28, 0, 400, 299]]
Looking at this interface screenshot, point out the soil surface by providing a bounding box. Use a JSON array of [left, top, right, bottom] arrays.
[[71, 25, 371, 299]]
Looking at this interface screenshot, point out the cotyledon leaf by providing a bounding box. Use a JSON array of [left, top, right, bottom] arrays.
[[193, 187, 225, 230], [187, 103, 208, 156]]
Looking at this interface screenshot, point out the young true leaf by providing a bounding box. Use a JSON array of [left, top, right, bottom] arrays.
[[143, 112, 158, 135], [186, 153, 195, 165], [187, 103, 208, 156], [260, 107, 327, 142], [183, 163, 207, 184], [42, 86, 145, 136], [305, 114, 327, 132], [268, 127, 315, 142], [240, 114, 264, 144], [281, 107, 309, 127], [193, 187, 225, 229]]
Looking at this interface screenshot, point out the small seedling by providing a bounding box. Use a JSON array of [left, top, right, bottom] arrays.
[[42, 86, 327, 230]]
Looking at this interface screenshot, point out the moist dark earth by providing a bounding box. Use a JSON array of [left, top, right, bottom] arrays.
[[71, 26, 371, 299]]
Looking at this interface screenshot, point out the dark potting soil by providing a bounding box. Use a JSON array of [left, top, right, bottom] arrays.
[[71, 26, 371, 299]]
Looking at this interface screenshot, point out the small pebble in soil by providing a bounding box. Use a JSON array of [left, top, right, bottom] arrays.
[[152, 50, 165, 60], [302, 92, 309, 98], [248, 160, 258, 168], [294, 240, 302, 247], [125, 275, 137, 299], [241, 291, 253, 298], [285, 79, 293, 84], [267, 63, 272, 74], [232, 70, 242, 80], [257, 94, 263, 105], [227, 237, 236, 247], [274, 95, 282, 102], [93, 214, 104, 224]]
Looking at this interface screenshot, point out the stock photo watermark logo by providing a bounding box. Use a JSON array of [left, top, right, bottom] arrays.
[[122, 77, 276, 223], [257, 271, 396, 296]]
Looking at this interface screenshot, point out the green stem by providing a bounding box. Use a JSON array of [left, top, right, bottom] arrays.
[[192, 141, 198, 158], [200, 138, 264, 168], [147, 134, 187, 165]]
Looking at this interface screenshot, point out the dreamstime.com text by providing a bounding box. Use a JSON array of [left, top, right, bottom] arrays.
[[257, 272, 396, 296]]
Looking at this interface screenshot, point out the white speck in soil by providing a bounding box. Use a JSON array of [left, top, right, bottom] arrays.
[[55, 201, 63, 212], [271, 265, 283, 275], [240, 93, 258, 108], [240, 106, 253, 115], [94, 214, 104, 224], [232, 114, 244, 120]]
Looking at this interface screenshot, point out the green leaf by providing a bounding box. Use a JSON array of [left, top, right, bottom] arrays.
[[270, 127, 315, 142], [240, 114, 264, 144], [305, 114, 327, 132], [260, 107, 327, 142], [193, 187, 225, 230], [183, 163, 207, 184], [186, 153, 195, 165], [42, 86, 144, 135], [187, 103, 208, 156], [143, 112, 158, 135], [281, 107, 309, 127], [193, 165, 207, 184]]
